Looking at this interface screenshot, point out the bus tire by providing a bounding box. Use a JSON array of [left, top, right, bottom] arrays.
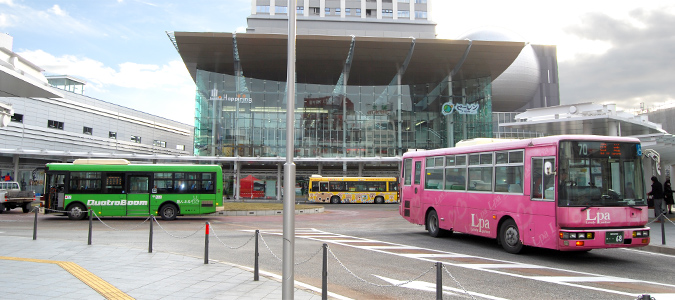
[[499, 219, 523, 254], [159, 203, 178, 221], [67, 203, 87, 221], [22, 202, 32, 213], [426, 210, 446, 237], [374, 196, 384, 204], [0, 203, 4, 213], [330, 196, 341, 204]]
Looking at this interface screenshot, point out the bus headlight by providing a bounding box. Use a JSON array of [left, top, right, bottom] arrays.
[[633, 230, 649, 238], [560, 231, 594, 240]]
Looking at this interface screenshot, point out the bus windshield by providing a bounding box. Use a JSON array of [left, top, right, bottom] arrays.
[[558, 141, 645, 207]]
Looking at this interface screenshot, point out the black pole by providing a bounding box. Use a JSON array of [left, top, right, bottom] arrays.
[[436, 262, 442, 300], [204, 222, 209, 264], [661, 214, 666, 245], [149, 216, 154, 253], [88, 209, 93, 245], [254, 230, 259, 281], [322, 243, 328, 300], [32, 206, 38, 240]]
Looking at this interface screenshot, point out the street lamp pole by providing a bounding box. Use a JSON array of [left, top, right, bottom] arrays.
[[282, 0, 297, 298]]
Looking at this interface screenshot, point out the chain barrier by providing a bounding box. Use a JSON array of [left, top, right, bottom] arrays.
[[294, 243, 324, 266], [259, 232, 283, 262], [328, 246, 434, 287], [152, 216, 205, 239], [91, 211, 152, 231], [258, 232, 323, 266], [442, 264, 477, 300], [210, 226, 255, 249], [43, 208, 70, 214]]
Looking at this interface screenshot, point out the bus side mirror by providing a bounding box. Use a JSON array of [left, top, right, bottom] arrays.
[[544, 161, 556, 176]]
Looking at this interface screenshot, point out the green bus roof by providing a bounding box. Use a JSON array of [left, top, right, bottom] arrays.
[[46, 163, 222, 173]]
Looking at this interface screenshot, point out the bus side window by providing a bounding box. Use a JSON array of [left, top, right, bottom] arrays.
[[311, 181, 319, 192], [320, 182, 329, 192]]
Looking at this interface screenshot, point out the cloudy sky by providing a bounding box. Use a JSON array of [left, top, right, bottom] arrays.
[[1, 0, 673, 124]]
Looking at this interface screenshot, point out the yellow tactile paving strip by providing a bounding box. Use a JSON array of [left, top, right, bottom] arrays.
[[0, 256, 134, 300]]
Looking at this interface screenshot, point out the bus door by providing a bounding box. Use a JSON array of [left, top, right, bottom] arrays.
[[127, 174, 151, 216], [527, 154, 557, 248], [45, 172, 67, 211], [401, 157, 424, 223]]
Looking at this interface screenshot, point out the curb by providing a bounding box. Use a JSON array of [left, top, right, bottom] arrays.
[[640, 244, 675, 255], [209, 207, 324, 216]]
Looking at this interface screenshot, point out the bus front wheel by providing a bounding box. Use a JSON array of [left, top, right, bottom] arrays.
[[159, 204, 178, 221], [374, 196, 384, 204], [499, 219, 524, 254], [67, 203, 87, 221], [330, 196, 341, 204]]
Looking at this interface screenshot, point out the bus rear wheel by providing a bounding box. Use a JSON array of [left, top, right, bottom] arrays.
[[330, 196, 341, 204], [159, 204, 178, 221], [67, 203, 87, 221], [374, 196, 384, 204], [499, 219, 524, 254], [426, 210, 448, 237]]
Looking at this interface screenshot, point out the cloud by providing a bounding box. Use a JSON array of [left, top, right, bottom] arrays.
[[0, 2, 100, 36], [18, 49, 196, 124], [0, 13, 13, 28], [560, 8, 675, 111], [48, 5, 67, 16]]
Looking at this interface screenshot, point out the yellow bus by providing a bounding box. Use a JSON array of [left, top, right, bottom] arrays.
[[308, 175, 399, 204]]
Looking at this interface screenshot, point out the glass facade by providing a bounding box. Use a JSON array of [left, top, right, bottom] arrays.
[[194, 70, 493, 158]]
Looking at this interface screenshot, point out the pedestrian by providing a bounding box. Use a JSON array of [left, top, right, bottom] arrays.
[[647, 176, 665, 222], [664, 178, 674, 214]]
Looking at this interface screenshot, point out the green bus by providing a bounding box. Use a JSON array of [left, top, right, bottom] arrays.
[[43, 159, 223, 220]]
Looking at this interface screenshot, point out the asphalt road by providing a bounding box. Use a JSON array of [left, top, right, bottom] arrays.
[[2, 204, 674, 299]]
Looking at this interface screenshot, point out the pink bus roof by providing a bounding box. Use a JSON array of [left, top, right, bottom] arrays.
[[402, 135, 641, 159]]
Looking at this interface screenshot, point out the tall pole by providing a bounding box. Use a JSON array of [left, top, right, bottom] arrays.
[[283, 0, 297, 298]]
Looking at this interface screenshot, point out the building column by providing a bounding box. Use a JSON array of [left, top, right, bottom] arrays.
[[446, 76, 454, 147], [608, 120, 618, 136], [12, 154, 19, 182], [358, 162, 363, 177], [277, 163, 282, 201], [234, 161, 240, 201], [318, 163, 322, 175], [583, 122, 593, 135], [397, 72, 403, 156]]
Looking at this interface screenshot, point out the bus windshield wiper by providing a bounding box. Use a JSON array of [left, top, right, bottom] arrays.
[[628, 205, 643, 211], [580, 206, 591, 212]]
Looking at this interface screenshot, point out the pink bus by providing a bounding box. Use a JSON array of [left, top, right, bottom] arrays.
[[399, 135, 650, 253]]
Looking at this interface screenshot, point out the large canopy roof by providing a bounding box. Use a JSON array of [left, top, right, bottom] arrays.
[[173, 32, 525, 87]]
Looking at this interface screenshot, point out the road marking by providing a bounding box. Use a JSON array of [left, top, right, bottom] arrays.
[[375, 275, 508, 300], [255, 228, 675, 299], [0, 256, 133, 300]]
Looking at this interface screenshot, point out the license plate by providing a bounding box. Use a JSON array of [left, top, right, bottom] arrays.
[[605, 231, 624, 244]]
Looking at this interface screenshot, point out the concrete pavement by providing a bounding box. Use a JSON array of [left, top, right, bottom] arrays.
[[1, 209, 674, 299], [0, 236, 330, 300]]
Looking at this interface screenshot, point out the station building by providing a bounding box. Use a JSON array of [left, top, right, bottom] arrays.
[[166, 0, 559, 196]]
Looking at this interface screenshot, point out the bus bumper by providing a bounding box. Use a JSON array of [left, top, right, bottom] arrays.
[[558, 228, 651, 251]]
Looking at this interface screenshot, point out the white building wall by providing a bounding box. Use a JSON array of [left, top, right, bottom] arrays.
[[0, 89, 194, 155]]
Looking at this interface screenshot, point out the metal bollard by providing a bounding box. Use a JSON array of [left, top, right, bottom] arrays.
[[204, 222, 209, 264], [33, 207, 38, 240], [149, 216, 154, 253], [254, 230, 259, 281], [662, 214, 666, 245], [436, 262, 443, 300], [88, 210, 93, 245], [322, 243, 328, 300]]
